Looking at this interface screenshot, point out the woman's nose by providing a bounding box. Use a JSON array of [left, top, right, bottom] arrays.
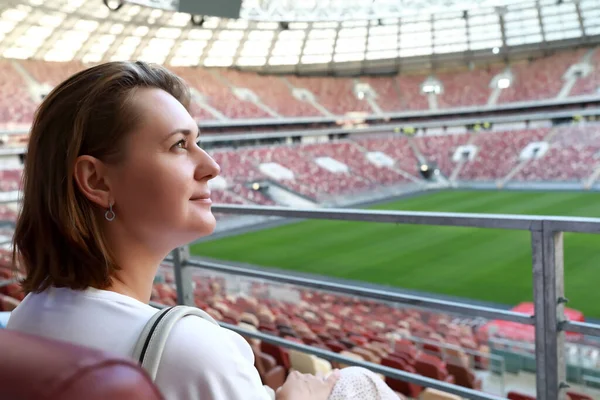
[[195, 150, 220, 181]]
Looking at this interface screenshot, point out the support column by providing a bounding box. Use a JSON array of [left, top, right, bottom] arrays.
[[173, 245, 195, 307], [531, 226, 567, 400]]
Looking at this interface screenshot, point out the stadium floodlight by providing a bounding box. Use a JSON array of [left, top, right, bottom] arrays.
[[190, 15, 205, 26], [422, 83, 441, 94], [103, 0, 125, 11], [497, 77, 511, 89], [492, 46, 500, 54]]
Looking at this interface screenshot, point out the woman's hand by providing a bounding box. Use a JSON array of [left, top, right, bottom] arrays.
[[275, 370, 340, 400]]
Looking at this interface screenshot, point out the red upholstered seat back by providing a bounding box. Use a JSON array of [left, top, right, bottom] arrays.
[[0, 329, 163, 400]]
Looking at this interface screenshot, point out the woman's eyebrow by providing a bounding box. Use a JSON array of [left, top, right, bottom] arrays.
[[164, 128, 200, 141]]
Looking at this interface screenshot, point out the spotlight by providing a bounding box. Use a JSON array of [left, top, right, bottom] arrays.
[[190, 15, 205, 27], [492, 47, 500, 54], [497, 77, 511, 89], [103, 0, 124, 11], [252, 182, 260, 191], [420, 164, 429, 172]]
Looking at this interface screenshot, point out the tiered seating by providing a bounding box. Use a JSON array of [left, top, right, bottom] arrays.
[[396, 75, 429, 111], [359, 77, 404, 113], [20, 60, 85, 86], [0, 60, 37, 129], [498, 50, 586, 103], [437, 67, 501, 109], [571, 49, 600, 97], [0, 50, 596, 126], [301, 141, 410, 186], [244, 145, 372, 200], [0, 169, 21, 191], [150, 268, 491, 398], [170, 67, 270, 119], [354, 135, 421, 178], [229, 183, 276, 206], [187, 101, 218, 121], [460, 129, 549, 181], [211, 190, 245, 205], [0, 205, 17, 222], [515, 124, 600, 182], [285, 76, 372, 115], [218, 69, 322, 117], [413, 134, 471, 176], [210, 149, 265, 183]]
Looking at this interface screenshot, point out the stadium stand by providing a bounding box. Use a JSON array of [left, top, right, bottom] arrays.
[[0, 169, 21, 192], [459, 128, 550, 181], [285, 75, 373, 115], [217, 69, 324, 118], [0, 60, 37, 129], [571, 49, 600, 97], [413, 133, 471, 177], [171, 67, 271, 119], [140, 265, 600, 398], [358, 77, 405, 113], [396, 75, 430, 111], [0, 48, 599, 128], [515, 124, 600, 182], [437, 67, 502, 109], [497, 50, 587, 104]]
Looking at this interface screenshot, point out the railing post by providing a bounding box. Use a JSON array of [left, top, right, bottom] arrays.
[[172, 245, 194, 307], [532, 225, 567, 400]]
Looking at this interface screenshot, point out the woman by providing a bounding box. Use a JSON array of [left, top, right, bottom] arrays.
[[6, 61, 399, 400]]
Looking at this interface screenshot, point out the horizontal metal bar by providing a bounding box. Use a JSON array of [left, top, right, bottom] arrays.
[[561, 320, 600, 337], [213, 205, 547, 231], [222, 322, 507, 400], [545, 218, 600, 234], [187, 259, 534, 325], [0, 278, 18, 288]]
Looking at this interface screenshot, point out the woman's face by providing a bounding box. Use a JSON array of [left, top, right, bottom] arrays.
[[106, 88, 220, 249]]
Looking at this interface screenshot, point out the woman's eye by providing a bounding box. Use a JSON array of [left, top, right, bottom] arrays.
[[174, 139, 186, 149]]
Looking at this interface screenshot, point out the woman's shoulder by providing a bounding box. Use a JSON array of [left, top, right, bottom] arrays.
[[155, 314, 269, 400], [162, 314, 253, 364]]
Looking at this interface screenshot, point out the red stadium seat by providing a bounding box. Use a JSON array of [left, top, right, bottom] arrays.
[[507, 391, 536, 400], [0, 329, 163, 400], [260, 341, 291, 371], [446, 362, 482, 390], [381, 356, 423, 398], [567, 392, 594, 400], [415, 353, 455, 384]]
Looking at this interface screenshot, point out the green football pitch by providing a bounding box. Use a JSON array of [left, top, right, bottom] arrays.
[[191, 190, 600, 319]]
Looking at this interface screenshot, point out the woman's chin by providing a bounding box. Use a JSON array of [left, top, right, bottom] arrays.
[[191, 214, 217, 236]]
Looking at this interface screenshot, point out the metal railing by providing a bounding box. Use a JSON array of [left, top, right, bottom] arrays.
[[169, 204, 600, 400]]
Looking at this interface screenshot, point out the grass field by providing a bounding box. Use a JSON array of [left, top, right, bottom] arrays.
[[191, 190, 600, 319]]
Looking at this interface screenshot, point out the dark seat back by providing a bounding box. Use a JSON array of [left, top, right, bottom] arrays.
[[0, 329, 163, 400]]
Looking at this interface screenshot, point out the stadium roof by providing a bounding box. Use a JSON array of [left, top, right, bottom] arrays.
[[0, 0, 598, 72]]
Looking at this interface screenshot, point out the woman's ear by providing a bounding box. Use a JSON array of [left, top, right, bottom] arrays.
[[73, 155, 112, 208]]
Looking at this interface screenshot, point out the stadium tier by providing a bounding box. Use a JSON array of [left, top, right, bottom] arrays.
[[3, 124, 600, 208], [0, 47, 599, 128]]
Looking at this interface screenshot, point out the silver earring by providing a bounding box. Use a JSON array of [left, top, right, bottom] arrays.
[[105, 203, 116, 222]]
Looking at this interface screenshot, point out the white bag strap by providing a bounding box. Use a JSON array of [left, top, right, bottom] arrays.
[[132, 305, 220, 380]]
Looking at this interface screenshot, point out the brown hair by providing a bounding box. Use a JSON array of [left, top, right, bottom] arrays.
[[13, 61, 192, 294]]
